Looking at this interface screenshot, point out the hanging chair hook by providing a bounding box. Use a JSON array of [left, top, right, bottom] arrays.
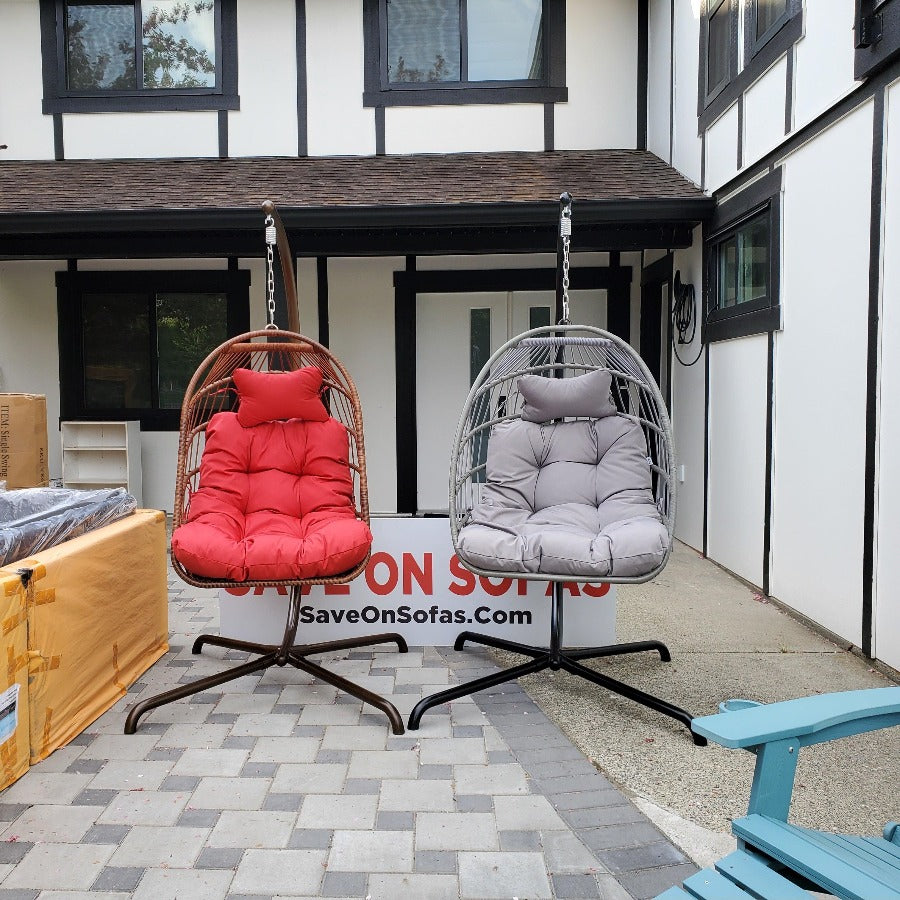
[[558, 192, 573, 325], [260, 200, 301, 333], [264, 213, 277, 329]]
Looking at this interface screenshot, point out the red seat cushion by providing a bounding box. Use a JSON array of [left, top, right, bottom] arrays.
[[172, 410, 372, 581]]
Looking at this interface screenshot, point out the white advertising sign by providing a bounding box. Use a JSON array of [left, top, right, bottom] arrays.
[[219, 517, 616, 647]]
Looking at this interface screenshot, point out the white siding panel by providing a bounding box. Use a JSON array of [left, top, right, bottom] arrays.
[[707, 335, 768, 587], [793, 0, 856, 131], [297, 257, 320, 341], [671, 0, 702, 186], [770, 103, 873, 646], [328, 258, 402, 514], [63, 112, 219, 159], [0, 262, 65, 479], [555, 0, 637, 150], [874, 79, 900, 670], [0, 1, 54, 159], [648, 0, 673, 162], [306, 0, 375, 156], [141, 432, 178, 512], [229, 0, 297, 157], [670, 232, 704, 552], [743, 56, 787, 168], [385, 105, 543, 154], [704, 103, 738, 192]]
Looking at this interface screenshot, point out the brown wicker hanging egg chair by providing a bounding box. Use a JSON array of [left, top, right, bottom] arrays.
[[124, 203, 406, 736]]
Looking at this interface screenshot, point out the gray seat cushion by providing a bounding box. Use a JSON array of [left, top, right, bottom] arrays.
[[457, 416, 668, 578]]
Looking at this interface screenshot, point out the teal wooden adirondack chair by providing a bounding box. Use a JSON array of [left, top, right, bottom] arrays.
[[658, 687, 900, 900]]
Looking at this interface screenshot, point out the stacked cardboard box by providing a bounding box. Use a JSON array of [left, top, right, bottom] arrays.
[[0, 509, 169, 788], [0, 394, 49, 489]]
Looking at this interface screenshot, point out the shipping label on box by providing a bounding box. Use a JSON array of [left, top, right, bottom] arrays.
[[0, 394, 49, 489]]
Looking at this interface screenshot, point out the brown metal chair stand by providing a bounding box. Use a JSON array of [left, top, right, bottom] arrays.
[[125, 207, 406, 735]]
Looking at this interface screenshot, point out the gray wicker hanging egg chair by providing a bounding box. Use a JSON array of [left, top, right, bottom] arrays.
[[409, 196, 703, 744]]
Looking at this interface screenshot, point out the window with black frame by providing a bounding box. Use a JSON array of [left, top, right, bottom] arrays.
[[699, 0, 802, 129], [705, 0, 734, 102], [57, 271, 250, 428], [704, 170, 782, 343], [363, 0, 566, 106], [40, 0, 239, 113]]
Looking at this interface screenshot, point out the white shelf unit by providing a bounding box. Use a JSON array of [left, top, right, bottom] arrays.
[[61, 421, 142, 505]]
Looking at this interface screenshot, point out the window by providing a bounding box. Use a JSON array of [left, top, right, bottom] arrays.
[[855, 0, 900, 79], [40, 0, 239, 113], [705, 0, 734, 102], [57, 270, 250, 428], [363, 0, 566, 107], [699, 0, 802, 131], [704, 169, 781, 342]]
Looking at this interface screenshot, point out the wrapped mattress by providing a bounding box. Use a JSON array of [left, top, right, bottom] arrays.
[[0, 487, 136, 568]]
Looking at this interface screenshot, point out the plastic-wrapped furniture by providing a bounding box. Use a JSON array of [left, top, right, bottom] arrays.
[[657, 687, 900, 899]]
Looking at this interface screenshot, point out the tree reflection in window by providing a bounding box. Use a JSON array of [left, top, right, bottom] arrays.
[[65, 1, 216, 92]]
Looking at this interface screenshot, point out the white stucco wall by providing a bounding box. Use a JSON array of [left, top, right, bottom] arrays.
[[669, 232, 704, 552], [305, 0, 375, 156], [705, 103, 739, 191], [0, 261, 65, 478], [874, 78, 900, 671], [555, 0, 638, 150], [63, 112, 219, 159], [670, 0, 703, 187], [327, 257, 401, 514], [769, 103, 874, 645], [385, 105, 544, 154], [229, 0, 298, 156], [743, 56, 788, 167], [647, 0, 673, 163], [0, 1, 54, 160], [707, 335, 768, 588], [793, 0, 857, 132]]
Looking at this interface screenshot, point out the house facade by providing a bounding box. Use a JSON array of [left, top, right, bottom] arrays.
[[0, 0, 898, 671]]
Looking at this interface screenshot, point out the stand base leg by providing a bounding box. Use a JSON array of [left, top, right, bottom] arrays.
[[126, 632, 407, 735], [408, 629, 703, 744]]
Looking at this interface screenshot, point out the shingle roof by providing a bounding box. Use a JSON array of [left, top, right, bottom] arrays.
[[0, 150, 706, 220]]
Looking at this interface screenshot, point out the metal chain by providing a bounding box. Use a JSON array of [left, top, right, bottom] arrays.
[[559, 199, 572, 325], [265, 215, 277, 329]]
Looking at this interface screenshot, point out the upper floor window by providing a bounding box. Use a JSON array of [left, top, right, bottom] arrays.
[[363, 0, 567, 107], [750, 0, 791, 57], [40, 0, 239, 113], [698, 0, 802, 131], [705, 0, 735, 103]]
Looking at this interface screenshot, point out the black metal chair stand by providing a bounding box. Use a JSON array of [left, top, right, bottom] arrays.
[[125, 585, 407, 735], [408, 583, 705, 746]]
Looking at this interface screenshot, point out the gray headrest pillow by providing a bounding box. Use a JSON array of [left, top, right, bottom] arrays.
[[519, 369, 616, 423]]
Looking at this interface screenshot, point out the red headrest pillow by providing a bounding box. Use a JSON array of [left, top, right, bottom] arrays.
[[233, 366, 329, 427]]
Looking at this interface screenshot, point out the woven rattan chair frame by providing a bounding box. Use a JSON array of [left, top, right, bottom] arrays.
[[410, 325, 703, 744], [125, 209, 407, 735], [171, 330, 371, 590]]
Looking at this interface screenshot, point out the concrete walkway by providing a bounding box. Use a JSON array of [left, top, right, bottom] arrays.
[[0, 544, 896, 898]]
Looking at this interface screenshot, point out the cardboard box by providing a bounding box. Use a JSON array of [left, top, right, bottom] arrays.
[[0, 571, 31, 791], [0, 395, 49, 489], [0, 510, 168, 771]]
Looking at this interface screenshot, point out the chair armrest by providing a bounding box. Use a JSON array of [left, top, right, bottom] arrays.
[[692, 687, 900, 750]]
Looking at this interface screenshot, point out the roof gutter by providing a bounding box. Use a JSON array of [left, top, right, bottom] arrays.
[[0, 197, 714, 236]]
